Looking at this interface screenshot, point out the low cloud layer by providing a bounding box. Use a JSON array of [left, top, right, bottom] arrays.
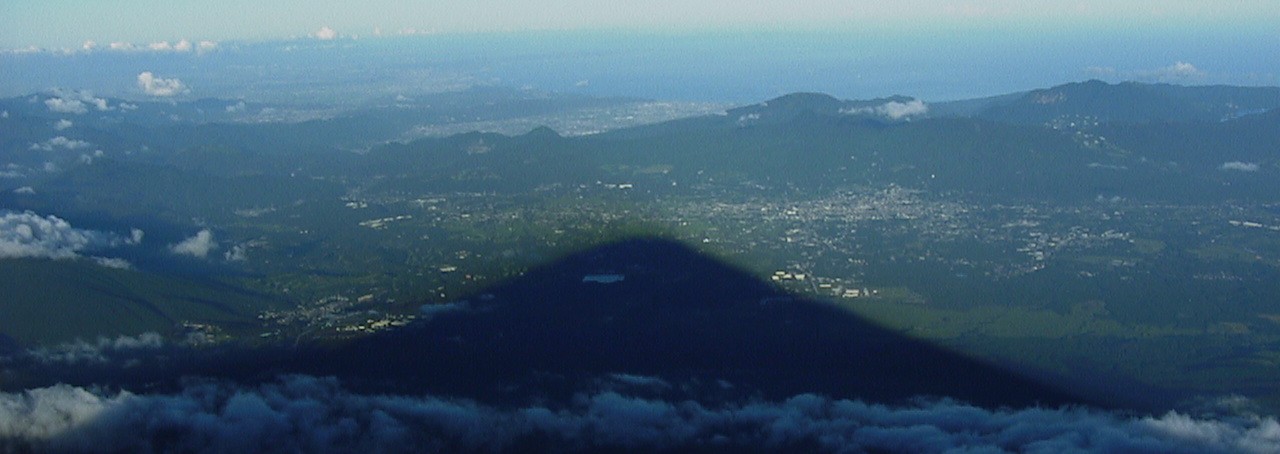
[[842, 99, 929, 120], [137, 72, 188, 97], [1221, 161, 1261, 172], [170, 229, 216, 258], [1, 376, 1277, 453]]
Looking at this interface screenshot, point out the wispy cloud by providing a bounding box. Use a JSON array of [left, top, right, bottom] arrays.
[[1, 376, 1277, 453], [33, 39, 219, 55], [25, 333, 163, 364], [30, 136, 91, 151], [1220, 161, 1260, 172], [136, 72, 187, 97], [223, 244, 247, 261], [1086, 61, 1208, 83]]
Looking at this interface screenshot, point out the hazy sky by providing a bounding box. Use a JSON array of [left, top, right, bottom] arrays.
[[3, 0, 1278, 49]]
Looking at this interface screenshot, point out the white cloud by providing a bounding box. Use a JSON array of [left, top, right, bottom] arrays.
[[313, 26, 338, 40], [54, 119, 73, 131], [170, 229, 216, 258], [128, 228, 144, 245], [30, 136, 91, 151], [44, 98, 87, 114], [1, 377, 1278, 453], [2, 110, 9, 119], [1221, 161, 1260, 172], [43, 91, 109, 114], [13, 186, 35, 195], [842, 99, 929, 120], [0, 211, 108, 260], [225, 101, 246, 113], [80, 38, 213, 54], [1157, 61, 1206, 79], [878, 99, 929, 119], [1118, 61, 1206, 82], [0, 212, 136, 265], [136, 72, 187, 97]]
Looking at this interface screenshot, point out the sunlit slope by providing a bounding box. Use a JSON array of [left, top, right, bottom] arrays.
[[0, 259, 274, 345]]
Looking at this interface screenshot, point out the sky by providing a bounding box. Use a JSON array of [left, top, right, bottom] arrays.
[[3, 0, 1279, 49]]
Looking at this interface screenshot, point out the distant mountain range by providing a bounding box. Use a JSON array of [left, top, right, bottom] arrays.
[[948, 80, 1280, 124], [339, 80, 1280, 202]]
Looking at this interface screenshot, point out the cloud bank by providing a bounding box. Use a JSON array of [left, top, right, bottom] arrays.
[[137, 72, 188, 97], [842, 99, 929, 120], [1, 376, 1277, 453], [171, 229, 216, 258]]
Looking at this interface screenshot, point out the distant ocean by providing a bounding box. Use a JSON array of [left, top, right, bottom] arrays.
[[3, 28, 1277, 104]]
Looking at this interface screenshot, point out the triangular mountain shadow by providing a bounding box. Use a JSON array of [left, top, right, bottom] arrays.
[[296, 237, 1089, 408], [7, 238, 1100, 410]]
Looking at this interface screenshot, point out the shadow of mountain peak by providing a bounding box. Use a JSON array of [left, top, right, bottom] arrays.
[[309, 237, 1088, 408], [4, 237, 1097, 410]]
